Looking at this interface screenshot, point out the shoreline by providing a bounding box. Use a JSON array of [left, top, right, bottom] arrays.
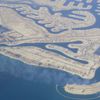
[[0, 46, 99, 79], [64, 82, 100, 95]]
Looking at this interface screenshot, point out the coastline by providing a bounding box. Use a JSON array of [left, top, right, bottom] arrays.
[[0, 46, 99, 79], [64, 82, 100, 95]]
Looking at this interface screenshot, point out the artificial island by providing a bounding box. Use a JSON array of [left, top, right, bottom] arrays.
[[0, 0, 100, 95]]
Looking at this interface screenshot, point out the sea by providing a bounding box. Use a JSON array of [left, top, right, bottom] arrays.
[[0, 53, 100, 100], [0, 0, 100, 100]]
